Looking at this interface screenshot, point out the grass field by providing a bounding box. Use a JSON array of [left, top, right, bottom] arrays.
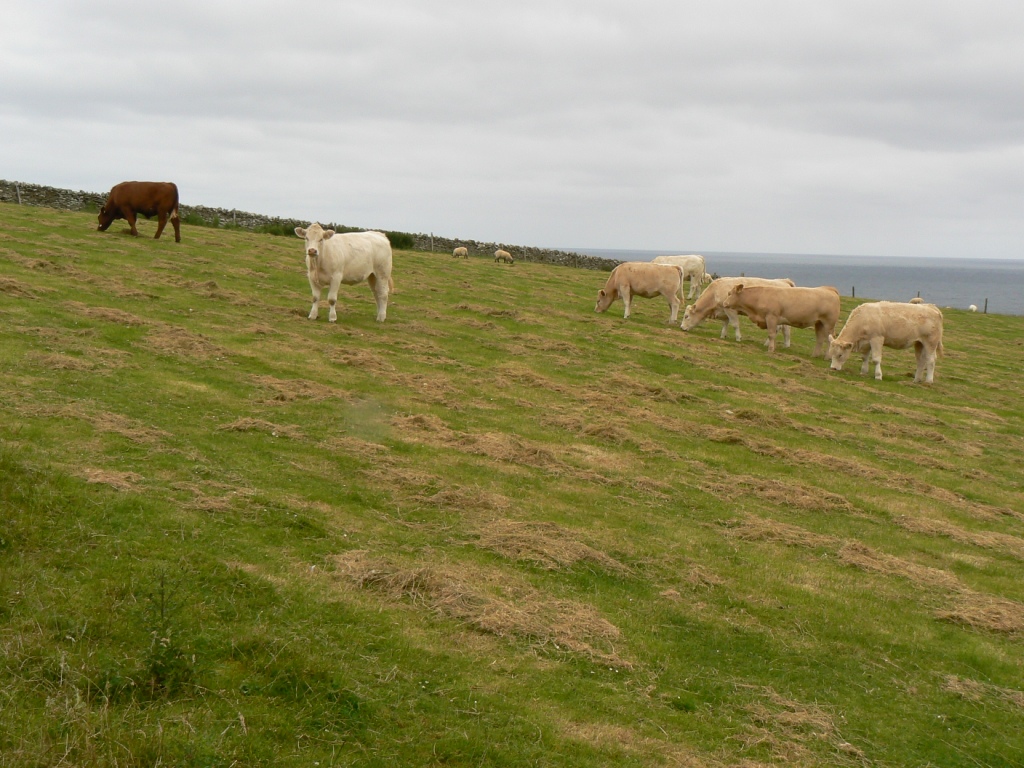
[[1, 202, 1023, 767]]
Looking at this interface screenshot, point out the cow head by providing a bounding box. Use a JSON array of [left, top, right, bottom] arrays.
[[721, 284, 744, 309], [680, 304, 697, 331], [595, 288, 615, 313], [295, 223, 335, 262], [97, 205, 114, 231], [827, 335, 855, 371]]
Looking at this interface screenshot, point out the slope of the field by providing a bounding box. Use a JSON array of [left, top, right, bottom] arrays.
[[1, 203, 1023, 767]]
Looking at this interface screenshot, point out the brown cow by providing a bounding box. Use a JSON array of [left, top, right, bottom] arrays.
[[722, 284, 840, 356], [97, 181, 181, 242]]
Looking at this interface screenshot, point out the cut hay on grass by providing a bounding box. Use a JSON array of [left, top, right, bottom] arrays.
[[704, 475, 854, 514], [142, 326, 227, 360], [738, 687, 864, 766], [0, 275, 47, 298], [837, 542, 962, 592], [936, 593, 1024, 635], [217, 418, 303, 440], [723, 515, 838, 549], [944, 675, 1024, 709], [72, 304, 148, 326], [249, 374, 346, 404], [332, 550, 632, 668], [474, 519, 629, 573], [79, 468, 143, 491], [897, 516, 1024, 560]]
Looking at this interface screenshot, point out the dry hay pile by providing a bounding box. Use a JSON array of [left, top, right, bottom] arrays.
[[332, 550, 632, 669], [737, 687, 864, 765], [473, 519, 629, 574], [217, 418, 304, 440]]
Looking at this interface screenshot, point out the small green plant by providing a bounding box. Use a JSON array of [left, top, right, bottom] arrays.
[[139, 572, 194, 697]]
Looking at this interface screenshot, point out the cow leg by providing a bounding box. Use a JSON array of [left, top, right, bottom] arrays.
[[154, 211, 168, 239], [765, 317, 777, 352], [621, 287, 632, 319], [727, 309, 741, 341], [924, 345, 936, 384], [368, 273, 389, 322], [327, 275, 343, 322], [667, 293, 680, 324], [913, 341, 934, 383], [308, 279, 322, 320], [869, 338, 884, 380], [782, 324, 791, 348], [124, 209, 139, 236], [812, 323, 828, 357], [171, 210, 181, 242]]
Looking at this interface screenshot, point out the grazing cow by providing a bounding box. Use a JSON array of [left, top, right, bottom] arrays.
[[908, 297, 925, 304], [827, 301, 944, 383], [595, 262, 685, 323], [97, 181, 181, 242], [453, 246, 468, 259], [494, 249, 513, 264], [652, 254, 707, 299], [680, 277, 795, 346], [295, 223, 394, 322], [722, 284, 840, 356]]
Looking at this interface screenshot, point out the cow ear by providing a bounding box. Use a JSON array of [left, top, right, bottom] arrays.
[[294, 227, 306, 238], [598, 289, 606, 298], [828, 334, 836, 343], [323, 230, 336, 239]]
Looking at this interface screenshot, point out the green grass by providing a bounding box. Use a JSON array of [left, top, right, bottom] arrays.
[[2, 202, 1023, 766]]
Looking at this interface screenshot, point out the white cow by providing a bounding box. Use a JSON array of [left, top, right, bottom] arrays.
[[453, 246, 468, 259], [295, 223, 394, 323], [595, 262, 685, 323], [652, 254, 706, 299], [680, 277, 795, 347], [827, 301, 944, 383]]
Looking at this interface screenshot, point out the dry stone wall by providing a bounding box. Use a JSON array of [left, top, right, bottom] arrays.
[[0, 179, 619, 272]]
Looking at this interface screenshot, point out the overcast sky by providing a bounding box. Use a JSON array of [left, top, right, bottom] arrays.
[[3, 1, 1023, 258]]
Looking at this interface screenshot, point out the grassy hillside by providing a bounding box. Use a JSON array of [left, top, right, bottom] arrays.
[[1, 202, 1023, 767]]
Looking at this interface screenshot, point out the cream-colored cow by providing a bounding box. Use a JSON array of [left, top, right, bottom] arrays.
[[722, 284, 840, 356], [827, 301, 944, 383], [651, 254, 707, 299], [595, 262, 685, 323], [295, 223, 394, 323], [681, 277, 795, 346]]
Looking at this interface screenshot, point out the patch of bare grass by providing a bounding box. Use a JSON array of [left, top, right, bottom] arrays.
[[332, 550, 632, 668]]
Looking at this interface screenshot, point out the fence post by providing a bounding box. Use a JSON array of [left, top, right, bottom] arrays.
[[852, 286, 855, 298], [984, 299, 988, 314]]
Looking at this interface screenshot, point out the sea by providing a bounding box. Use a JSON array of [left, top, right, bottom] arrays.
[[568, 249, 1024, 316]]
